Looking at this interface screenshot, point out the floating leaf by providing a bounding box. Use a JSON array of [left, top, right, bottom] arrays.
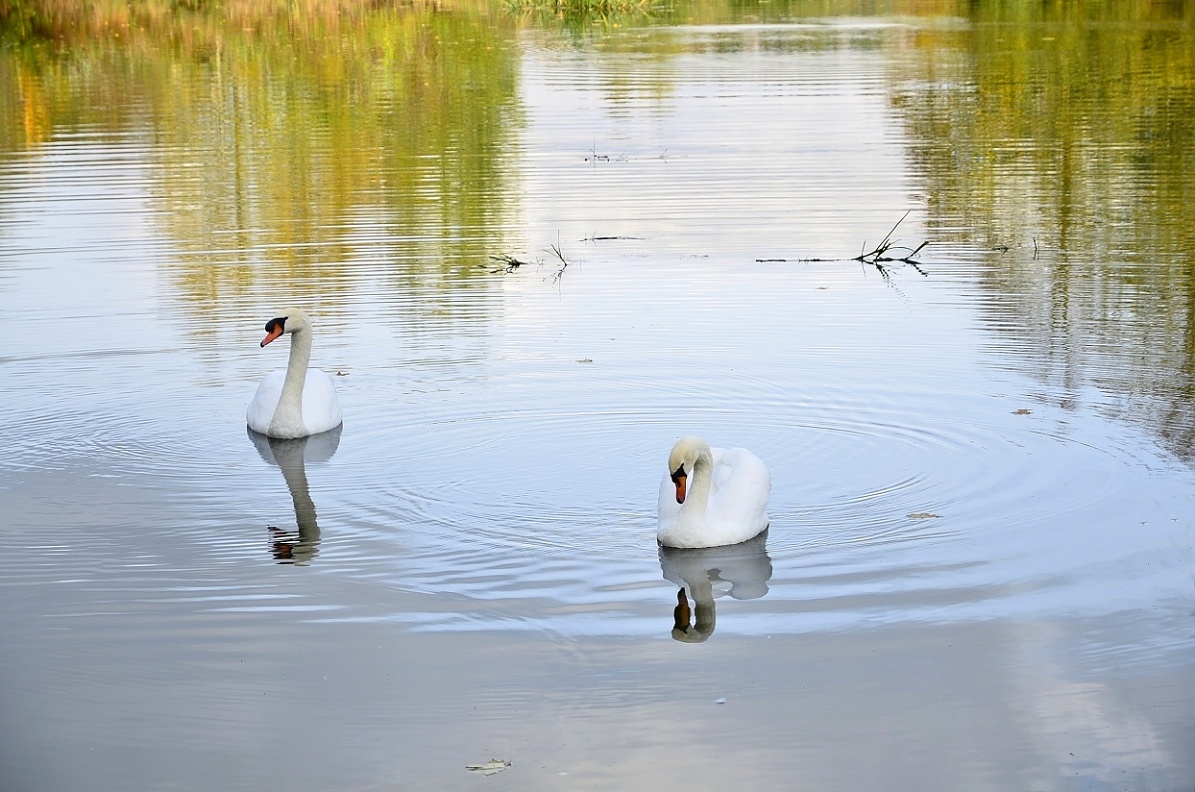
[[907, 512, 940, 519], [466, 759, 511, 776], [1012, 408, 1032, 415]]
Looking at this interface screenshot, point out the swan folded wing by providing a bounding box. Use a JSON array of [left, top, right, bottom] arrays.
[[247, 370, 287, 434], [710, 446, 735, 490], [708, 447, 771, 534], [300, 370, 343, 435]]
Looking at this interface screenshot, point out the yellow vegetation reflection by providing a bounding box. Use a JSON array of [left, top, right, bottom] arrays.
[[2, 0, 1194, 454], [888, 1, 1195, 459], [0, 0, 523, 329]]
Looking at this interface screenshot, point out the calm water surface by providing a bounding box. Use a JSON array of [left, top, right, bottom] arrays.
[[2, 6, 1194, 791]]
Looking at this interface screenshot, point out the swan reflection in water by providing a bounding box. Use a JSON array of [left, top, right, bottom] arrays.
[[247, 424, 341, 564], [659, 530, 773, 643]]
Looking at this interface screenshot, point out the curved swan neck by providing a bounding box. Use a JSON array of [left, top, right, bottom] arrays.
[[272, 326, 312, 430], [284, 326, 312, 386], [685, 446, 715, 507]]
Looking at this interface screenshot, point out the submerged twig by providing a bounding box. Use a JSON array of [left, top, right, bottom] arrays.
[[852, 210, 928, 274], [757, 211, 930, 276], [489, 232, 576, 281], [488, 253, 535, 274], [547, 237, 572, 282], [585, 140, 627, 164], [584, 233, 645, 242], [490, 240, 574, 281]]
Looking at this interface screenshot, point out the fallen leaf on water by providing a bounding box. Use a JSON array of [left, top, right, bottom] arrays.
[[577, 357, 593, 364], [466, 759, 511, 776], [1012, 408, 1031, 415], [907, 512, 940, 519]]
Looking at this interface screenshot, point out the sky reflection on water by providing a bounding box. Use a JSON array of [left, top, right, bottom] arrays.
[[1, 8, 1194, 792]]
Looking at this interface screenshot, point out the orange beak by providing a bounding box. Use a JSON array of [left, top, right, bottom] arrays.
[[260, 325, 284, 348], [672, 472, 687, 504]]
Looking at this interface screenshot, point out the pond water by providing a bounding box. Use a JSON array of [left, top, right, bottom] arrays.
[[2, 3, 1195, 791]]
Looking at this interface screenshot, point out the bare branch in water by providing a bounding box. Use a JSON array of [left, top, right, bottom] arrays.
[[756, 211, 929, 276], [488, 253, 536, 274], [852, 211, 928, 273], [547, 238, 572, 282]]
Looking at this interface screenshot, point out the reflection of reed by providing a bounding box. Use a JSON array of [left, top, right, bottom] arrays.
[[659, 530, 773, 643], [247, 424, 340, 565]]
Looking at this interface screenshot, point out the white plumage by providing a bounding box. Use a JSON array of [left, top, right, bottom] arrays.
[[657, 436, 770, 549], [246, 307, 342, 439]]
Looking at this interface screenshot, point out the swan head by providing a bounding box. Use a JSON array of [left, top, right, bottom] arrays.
[[260, 307, 312, 347], [666, 436, 711, 504]]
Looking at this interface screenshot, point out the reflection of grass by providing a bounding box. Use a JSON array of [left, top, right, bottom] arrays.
[[0, 0, 524, 317], [0, 0, 453, 43], [506, 0, 659, 11], [504, 0, 668, 26]]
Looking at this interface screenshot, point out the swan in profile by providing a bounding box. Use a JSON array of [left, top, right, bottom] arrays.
[[657, 436, 770, 549], [246, 308, 342, 439]]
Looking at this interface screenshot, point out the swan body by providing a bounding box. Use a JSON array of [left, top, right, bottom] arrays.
[[246, 308, 342, 439], [657, 436, 770, 549]]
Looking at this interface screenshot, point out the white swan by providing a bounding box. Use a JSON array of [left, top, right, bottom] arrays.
[[246, 308, 343, 439], [657, 436, 770, 549]]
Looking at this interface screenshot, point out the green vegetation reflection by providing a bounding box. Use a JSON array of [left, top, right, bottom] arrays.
[[3, 0, 1195, 456], [0, 0, 524, 321], [888, 1, 1195, 459]]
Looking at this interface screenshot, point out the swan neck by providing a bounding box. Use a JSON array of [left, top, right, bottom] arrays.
[[685, 448, 715, 508], [278, 327, 312, 414]]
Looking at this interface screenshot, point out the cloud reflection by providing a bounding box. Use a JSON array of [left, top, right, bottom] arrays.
[[247, 424, 341, 565], [658, 530, 773, 643]]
